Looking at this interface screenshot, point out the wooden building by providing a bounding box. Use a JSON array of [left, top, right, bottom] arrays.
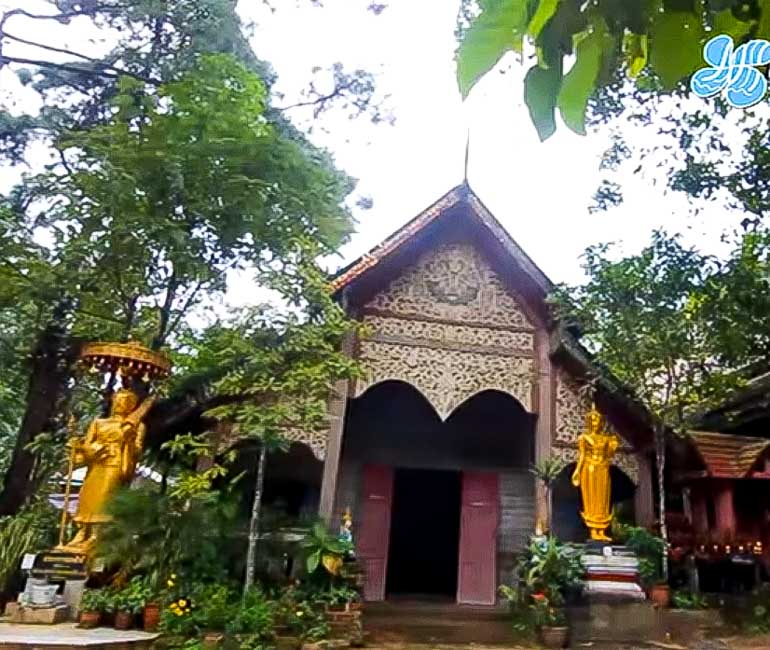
[[281, 184, 656, 605], [667, 372, 770, 588]]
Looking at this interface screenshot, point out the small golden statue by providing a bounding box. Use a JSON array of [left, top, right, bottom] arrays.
[[59, 389, 154, 553], [572, 405, 619, 542]]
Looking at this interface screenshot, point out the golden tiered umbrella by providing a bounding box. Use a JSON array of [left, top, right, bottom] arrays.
[[78, 340, 171, 381]]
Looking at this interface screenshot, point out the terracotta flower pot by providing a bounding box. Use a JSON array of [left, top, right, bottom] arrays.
[[650, 584, 671, 608], [79, 610, 101, 629], [114, 610, 133, 630], [540, 625, 569, 649], [143, 602, 161, 632], [202, 631, 224, 648]]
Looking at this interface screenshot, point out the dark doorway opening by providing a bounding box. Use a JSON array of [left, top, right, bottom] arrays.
[[386, 468, 461, 599]]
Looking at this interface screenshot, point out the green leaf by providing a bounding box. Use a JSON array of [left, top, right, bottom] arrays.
[[306, 550, 321, 574], [757, 0, 770, 40], [457, 0, 529, 98], [524, 63, 562, 141], [711, 9, 752, 42], [528, 0, 561, 40], [623, 33, 648, 77], [557, 19, 610, 135], [649, 11, 704, 89]]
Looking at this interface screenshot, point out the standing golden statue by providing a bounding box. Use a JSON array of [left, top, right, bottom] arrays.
[[57, 341, 170, 555], [572, 405, 619, 542], [60, 389, 155, 553]]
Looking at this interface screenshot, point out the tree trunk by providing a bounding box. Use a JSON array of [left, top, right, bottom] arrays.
[[655, 423, 669, 581], [243, 443, 267, 596], [0, 316, 78, 516]]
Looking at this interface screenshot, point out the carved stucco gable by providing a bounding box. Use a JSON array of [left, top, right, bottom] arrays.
[[356, 339, 535, 418], [353, 242, 537, 418], [366, 243, 534, 328]]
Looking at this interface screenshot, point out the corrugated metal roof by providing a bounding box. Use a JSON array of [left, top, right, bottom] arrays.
[[689, 430, 770, 478]]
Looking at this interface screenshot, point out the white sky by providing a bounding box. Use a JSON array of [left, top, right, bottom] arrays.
[[0, 0, 742, 305]]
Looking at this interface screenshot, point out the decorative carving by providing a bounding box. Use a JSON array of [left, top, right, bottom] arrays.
[[366, 243, 533, 329], [615, 452, 640, 485], [283, 427, 328, 461], [552, 445, 639, 485], [363, 315, 534, 354], [355, 340, 534, 418], [555, 371, 591, 444]]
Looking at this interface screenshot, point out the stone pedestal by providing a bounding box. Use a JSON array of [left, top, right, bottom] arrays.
[[581, 543, 645, 600], [63, 579, 87, 617], [4, 601, 69, 624]]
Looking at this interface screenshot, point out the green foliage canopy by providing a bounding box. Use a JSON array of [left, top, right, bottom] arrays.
[[456, 0, 770, 140]]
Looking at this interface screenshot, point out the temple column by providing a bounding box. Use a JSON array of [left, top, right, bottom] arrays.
[[713, 480, 736, 542], [319, 331, 355, 523], [690, 485, 709, 538], [534, 330, 553, 531], [634, 453, 655, 527]]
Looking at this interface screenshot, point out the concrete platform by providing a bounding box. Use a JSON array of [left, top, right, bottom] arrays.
[[0, 623, 158, 649], [364, 600, 513, 646]]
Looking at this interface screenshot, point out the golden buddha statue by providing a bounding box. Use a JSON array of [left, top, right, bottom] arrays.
[[571, 405, 619, 542], [59, 388, 154, 553]]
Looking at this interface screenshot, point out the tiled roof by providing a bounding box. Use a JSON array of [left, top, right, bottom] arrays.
[[688, 430, 770, 478]]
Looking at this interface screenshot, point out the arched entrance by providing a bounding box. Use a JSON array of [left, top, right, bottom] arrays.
[[552, 462, 637, 542], [340, 381, 536, 604]]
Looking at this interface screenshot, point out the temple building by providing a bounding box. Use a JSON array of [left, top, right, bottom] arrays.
[[270, 184, 656, 604]]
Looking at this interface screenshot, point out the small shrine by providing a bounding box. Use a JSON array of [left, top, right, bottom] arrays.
[[668, 430, 770, 589]]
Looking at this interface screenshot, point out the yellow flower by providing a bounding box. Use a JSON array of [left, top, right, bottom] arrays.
[[167, 580, 175, 587], [296, 611, 304, 617], [175, 609, 183, 617], [178, 599, 187, 607]]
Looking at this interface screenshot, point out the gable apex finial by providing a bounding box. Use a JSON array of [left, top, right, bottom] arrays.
[[463, 127, 470, 187]]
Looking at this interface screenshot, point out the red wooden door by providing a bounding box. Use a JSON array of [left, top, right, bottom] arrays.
[[457, 472, 499, 605], [357, 464, 394, 602]]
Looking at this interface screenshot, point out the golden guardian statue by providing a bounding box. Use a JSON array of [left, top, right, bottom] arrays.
[[572, 405, 619, 542]]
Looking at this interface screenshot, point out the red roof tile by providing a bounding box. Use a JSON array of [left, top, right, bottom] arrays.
[[688, 430, 770, 478]]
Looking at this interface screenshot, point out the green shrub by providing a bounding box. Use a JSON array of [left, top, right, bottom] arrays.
[[112, 577, 150, 614], [0, 502, 57, 594], [190, 583, 236, 631], [225, 587, 274, 640], [671, 589, 709, 610], [81, 589, 109, 613], [613, 523, 666, 587]]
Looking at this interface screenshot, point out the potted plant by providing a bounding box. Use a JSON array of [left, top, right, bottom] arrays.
[[616, 524, 669, 606], [79, 589, 106, 629], [301, 522, 353, 578], [113, 592, 134, 631], [142, 589, 163, 632], [316, 584, 361, 613], [113, 577, 148, 630], [508, 536, 582, 647], [532, 592, 569, 648]]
